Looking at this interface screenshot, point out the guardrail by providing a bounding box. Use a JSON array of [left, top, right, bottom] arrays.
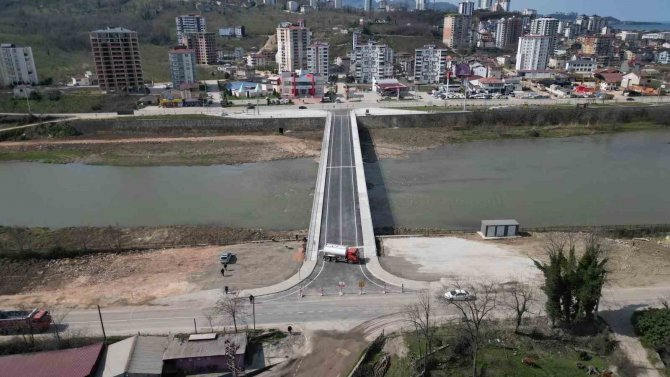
[[306, 112, 333, 261]]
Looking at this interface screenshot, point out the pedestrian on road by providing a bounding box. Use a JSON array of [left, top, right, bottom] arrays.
[[220, 268, 225, 277], [223, 263, 228, 270]]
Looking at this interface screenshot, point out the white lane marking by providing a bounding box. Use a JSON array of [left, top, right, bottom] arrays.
[[322, 113, 336, 248], [258, 253, 327, 303], [327, 166, 355, 169], [339, 114, 344, 245]]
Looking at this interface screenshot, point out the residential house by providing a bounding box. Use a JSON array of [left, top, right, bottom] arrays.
[[621, 72, 652, 89], [594, 68, 624, 90], [162, 333, 247, 375], [0, 343, 103, 377], [96, 335, 167, 377]]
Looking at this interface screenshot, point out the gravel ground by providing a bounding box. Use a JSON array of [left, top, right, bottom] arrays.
[[0, 241, 302, 309]]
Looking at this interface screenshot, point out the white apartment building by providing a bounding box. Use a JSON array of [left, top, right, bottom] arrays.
[[458, 1, 474, 15], [495, 17, 522, 49], [364, 0, 372, 11], [276, 22, 311, 72], [618, 31, 640, 42], [351, 41, 394, 84], [0, 44, 38, 86], [478, 0, 493, 9], [443, 15, 472, 50], [334, 0, 342, 8], [175, 14, 206, 40], [413, 45, 448, 84], [515, 35, 552, 71], [530, 17, 559, 51], [168, 46, 197, 88], [307, 42, 330, 77], [416, 0, 426, 11], [565, 55, 597, 75], [642, 32, 670, 41]]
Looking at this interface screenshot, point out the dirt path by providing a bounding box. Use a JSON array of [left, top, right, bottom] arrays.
[[0, 241, 302, 309]]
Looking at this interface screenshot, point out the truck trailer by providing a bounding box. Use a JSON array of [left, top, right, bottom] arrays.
[[0, 309, 52, 335], [322, 244, 360, 264]]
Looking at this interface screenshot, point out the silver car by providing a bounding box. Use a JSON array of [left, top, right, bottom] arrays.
[[444, 289, 475, 301]]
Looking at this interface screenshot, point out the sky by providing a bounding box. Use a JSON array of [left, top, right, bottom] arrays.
[[507, 0, 670, 22]]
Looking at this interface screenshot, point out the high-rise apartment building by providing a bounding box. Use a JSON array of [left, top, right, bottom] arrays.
[[416, 0, 426, 11], [175, 14, 207, 41], [181, 32, 217, 64], [443, 15, 472, 50], [515, 35, 551, 71], [580, 34, 618, 67], [0, 44, 38, 86], [334, 0, 342, 8], [495, 17, 522, 49], [413, 45, 448, 84], [168, 46, 197, 88], [350, 41, 394, 83], [364, 0, 372, 11], [458, 1, 474, 15], [276, 21, 311, 72], [530, 17, 560, 51], [307, 42, 329, 77], [478, 0, 493, 9], [587, 15, 607, 35], [89, 27, 143, 92]]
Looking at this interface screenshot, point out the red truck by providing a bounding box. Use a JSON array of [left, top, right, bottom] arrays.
[[0, 309, 52, 335], [323, 244, 360, 263]]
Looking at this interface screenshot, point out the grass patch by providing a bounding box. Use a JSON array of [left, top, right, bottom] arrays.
[[0, 150, 88, 164], [0, 90, 138, 114]]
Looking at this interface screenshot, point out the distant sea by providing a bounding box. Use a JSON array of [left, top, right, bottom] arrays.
[[613, 22, 670, 31]]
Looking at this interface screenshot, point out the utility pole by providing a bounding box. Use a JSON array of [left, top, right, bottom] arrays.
[[97, 305, 106, 342], [193, 318, 198, 334], [249, 295, 256, 330]]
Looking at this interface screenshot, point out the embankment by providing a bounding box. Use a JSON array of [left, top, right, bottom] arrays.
[[0, 225, 305, 259]]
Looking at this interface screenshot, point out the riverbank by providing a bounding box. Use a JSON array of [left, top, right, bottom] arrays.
[[0, 225, 306, 259], [366, 121, 667, 159]]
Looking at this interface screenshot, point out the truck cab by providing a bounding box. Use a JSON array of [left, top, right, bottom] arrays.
[[322, 244, 360, 264]]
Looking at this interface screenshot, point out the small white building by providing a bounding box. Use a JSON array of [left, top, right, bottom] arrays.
[[565, 55, 597, 76], [479, 220, 519, 239], [658, 50, 670, 64]]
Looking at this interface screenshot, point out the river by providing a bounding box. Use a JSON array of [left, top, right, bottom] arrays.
[[367, 129, 670, 229], [0, 130, 668, 230]]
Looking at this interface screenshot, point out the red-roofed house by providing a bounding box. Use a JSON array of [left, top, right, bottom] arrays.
[[0, 343, 104, 377]]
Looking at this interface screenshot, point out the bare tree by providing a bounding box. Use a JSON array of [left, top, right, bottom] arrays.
[[8, 227, 31, 253], [49, 307, 71, 346], [214, 292, 248, 333], [202, 307, 217, 332], [404, 290, 433, 376], [503, 280, 536, 334], [445, 282, 499, 377]]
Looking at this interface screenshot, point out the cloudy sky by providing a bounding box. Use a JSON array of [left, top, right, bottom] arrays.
[[506, 0, 670, 22]]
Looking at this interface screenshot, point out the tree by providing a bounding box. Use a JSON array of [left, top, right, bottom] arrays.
[[445, 282, 498, 377], [215, 292, 248, 333], [8, 227, 31, 253], [404, 290, 433, 376], [533, 234, 608, 327], [503, 280, 536, 333]]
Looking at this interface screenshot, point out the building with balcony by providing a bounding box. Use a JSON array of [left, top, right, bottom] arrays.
[[176, 14, 207, 41], [0, 43, 38, 86], [413, 45, 448, 84], [169, 46, 197, 88], [350, 41, 394, 84], [181, 32, 217, 65], [89, 27, 144, 92], [276, 21, 311, 73]]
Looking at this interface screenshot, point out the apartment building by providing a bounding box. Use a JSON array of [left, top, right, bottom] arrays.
[[89, 27, 143, 92], [443, 15, 472, 50], [458, 1, 474, 15], [307, 42, 330, 77], [176, 14, 207, 40], [413, 45, 448, 84], [0, 44, 38, 86], [351, 41, 394, 84], [276, 21, 311, 72], [181, 32, 217, 65], [168, 46, 197, 88], [416, 0, 426, 11], [530, 17, 560, 51], [515, 35, 552, 71], [219, 26, 245, 38], [495, 17, 522, 49], [364, 0, 372, 11], [580, 35, 619, 67]]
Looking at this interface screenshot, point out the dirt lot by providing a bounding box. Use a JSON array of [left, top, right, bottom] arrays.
[[380, 232, 670, 288], [0, 133, 321, 165], [0, 241, 302, 309]]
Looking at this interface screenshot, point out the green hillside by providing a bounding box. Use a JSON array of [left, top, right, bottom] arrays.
[[0, 0, 442, 83]]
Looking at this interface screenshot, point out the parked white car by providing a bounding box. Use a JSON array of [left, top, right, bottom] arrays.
[[444, 289, 475, 301]]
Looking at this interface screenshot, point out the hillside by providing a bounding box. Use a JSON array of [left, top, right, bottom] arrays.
[[0, 0, 443, 83]]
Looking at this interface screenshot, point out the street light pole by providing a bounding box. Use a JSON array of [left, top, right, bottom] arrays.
[[249, 295, 256, 331]]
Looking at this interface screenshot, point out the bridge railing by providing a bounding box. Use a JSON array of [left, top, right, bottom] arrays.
[[306, 112, 333, 261]]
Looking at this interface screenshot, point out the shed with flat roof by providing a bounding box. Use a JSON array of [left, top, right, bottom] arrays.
[[479, 219, 519, 239], [95, 335, 167, 377]]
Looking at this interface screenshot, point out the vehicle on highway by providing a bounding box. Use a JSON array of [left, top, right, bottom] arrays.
[[298, 105, 307, 109], [322, 244, 360, 263], [444, 289, 475, 301], [219, 252, 234, 264], [626, 97, 635, 101], [0, 309, 52, 335]]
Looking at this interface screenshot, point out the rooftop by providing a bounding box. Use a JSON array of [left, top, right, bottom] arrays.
[[163, 333, 247, 360], [0, 343, 103, 377], [91, 27, 135, 34], [96, 336, 167, 377]]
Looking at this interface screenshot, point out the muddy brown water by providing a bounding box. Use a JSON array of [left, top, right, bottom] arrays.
[[0, 130, 669, 230]]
